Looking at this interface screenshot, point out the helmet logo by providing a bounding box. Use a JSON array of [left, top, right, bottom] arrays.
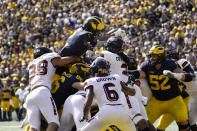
[[83, 16, 104, 33]]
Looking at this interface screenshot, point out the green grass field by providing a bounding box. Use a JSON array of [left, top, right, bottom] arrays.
[[0, 114, 178, 131]]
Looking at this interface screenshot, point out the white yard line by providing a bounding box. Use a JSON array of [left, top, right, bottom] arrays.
[[0, 126, 21, 128]]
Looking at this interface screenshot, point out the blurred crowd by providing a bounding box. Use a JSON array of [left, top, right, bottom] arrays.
[[0, 0, 197, 120]]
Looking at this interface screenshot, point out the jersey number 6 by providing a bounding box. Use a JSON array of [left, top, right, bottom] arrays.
[[103, 83, 119, 101]]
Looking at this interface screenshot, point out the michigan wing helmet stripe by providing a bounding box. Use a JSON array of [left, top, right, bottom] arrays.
[[84, 16, 104, 31], [149, 45, 166, 65], [149, 45, 165, 54]]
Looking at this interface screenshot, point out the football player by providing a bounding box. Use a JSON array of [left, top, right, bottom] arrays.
[[24, 46, 79, 131], [59, 16, 104, 58], [156, 48, 191, 131], [79, 57, 136, 131], [58, 90, 88, 131], [44, 63, 89, 131], [11, 76, 21, 120], [100, 36, 156, 131], [51, 63, 89, 110], [130, 45, 195, 131], [177, 59, 197, 131], [57, 16, 104, 76], [177, 58, 197, 130], [1, 77, 12, 121]]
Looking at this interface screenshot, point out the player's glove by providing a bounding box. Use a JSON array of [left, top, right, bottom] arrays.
[[141, 96, 148, 106], [163, 70, 183, 80], [126, 74, 136, 85], [163, 70, 174, 78], [117, 52, 130, 64]]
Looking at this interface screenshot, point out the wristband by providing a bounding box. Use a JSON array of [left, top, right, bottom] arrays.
[[133, 115, 144, 125]]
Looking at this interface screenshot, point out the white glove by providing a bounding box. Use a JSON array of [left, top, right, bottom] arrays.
[[141, 96, 148, 106], [163, 70, 183, 80], [163, 70, 174, 78]]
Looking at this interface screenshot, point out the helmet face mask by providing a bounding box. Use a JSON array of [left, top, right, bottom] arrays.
[[150, 54, 159, 66], [104, 36, 124, 53], [34, 46, 52, 59], [149, 45, 165, 66], [83, 16, 104, 34]]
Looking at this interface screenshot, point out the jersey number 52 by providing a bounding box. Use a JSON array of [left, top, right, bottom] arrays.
[[149, 75, 171, 90]]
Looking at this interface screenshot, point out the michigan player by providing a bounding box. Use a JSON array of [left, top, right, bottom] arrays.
[[51, 63, 88, 110], [24, 46, 79, 131], [53, 63, 89, 131], [1, 77, 12, 121], [59, 16, 104, 57], [11, 76, 21, 120], [156, 48, 191, 131], [56, 16, 104, 76], [130, 45, 195, 131], [80, 57, 136, 131]]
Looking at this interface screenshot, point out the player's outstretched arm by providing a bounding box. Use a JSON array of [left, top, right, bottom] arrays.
[[163, 67, 195, 82], [51, 56, 80, 67]]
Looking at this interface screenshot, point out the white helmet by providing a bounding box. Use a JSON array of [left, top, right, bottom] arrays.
[[114, 28, 126, 38], [177, 59, 190, 69], [108, 28, 129, 43]]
